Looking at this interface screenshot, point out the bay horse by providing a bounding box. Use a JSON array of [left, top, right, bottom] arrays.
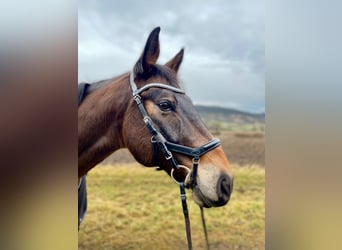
[[78, 27, 233, 246]]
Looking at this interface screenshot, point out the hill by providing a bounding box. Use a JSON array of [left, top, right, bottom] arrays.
[[194, 105, 265, 132], [195, 105, 265, 124]]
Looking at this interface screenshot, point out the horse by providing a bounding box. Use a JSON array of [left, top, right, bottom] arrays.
[[78, 27, 233, 246]]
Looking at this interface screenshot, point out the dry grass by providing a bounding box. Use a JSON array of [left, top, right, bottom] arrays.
[[78, 164, 264, 250]]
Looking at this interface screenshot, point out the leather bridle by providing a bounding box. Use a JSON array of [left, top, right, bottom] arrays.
[[129, 72, 221, 250]]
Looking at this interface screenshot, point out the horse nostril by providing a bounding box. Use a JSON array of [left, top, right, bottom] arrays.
[[216, 174, 233, 205]]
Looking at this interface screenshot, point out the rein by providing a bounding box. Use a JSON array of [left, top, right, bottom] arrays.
[[129, 73, 221, 250]]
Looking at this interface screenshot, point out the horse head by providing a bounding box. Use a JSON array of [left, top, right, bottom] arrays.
[[122, 27, 233, 208]]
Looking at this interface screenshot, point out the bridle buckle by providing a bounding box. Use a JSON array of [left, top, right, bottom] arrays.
[[133, 94, 141, 104], [192, 157, 200, 164], [165, 150, 173, 160]]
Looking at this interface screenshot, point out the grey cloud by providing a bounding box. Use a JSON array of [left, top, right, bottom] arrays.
[[78, 0, 264, 113]]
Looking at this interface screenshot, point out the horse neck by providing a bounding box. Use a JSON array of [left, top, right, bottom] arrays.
[[78, 73, 131, 177]]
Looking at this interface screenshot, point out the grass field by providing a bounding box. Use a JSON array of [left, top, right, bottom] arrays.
[[78, 164, 264, 250]]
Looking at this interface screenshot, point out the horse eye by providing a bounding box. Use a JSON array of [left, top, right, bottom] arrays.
[[158, 101, 173, 112]]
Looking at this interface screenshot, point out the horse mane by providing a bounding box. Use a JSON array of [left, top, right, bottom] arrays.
[[86, 73, 130, 94], [80, 64, 180, 100]]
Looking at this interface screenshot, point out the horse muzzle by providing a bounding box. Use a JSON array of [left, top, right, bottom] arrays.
[[192, 171, 233, 208]]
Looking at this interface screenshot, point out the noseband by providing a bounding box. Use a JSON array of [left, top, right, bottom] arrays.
[[129, 72, 221, 249]]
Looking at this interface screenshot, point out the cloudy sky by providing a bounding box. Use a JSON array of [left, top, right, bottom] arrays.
[[78, 0, 264, 113]]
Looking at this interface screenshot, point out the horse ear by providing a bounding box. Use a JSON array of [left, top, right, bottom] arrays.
[[165, 48, 184, 73], [134, 27, 160, 76]]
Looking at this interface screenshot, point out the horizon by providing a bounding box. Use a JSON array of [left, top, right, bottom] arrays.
[[194, 103, 265, 115]]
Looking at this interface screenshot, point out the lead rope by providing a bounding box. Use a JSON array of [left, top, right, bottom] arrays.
[[180, 183, 193, 250], [193, 158, 210, 250], [180, 183, 210, 250], [200, 207, 210, 250]]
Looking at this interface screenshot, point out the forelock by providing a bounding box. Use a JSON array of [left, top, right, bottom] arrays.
[[153, 64, 180, 87]]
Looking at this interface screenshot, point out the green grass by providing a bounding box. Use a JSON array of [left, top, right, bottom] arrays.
[[204, 120, 265, 133], [78, 164, 264, 250]]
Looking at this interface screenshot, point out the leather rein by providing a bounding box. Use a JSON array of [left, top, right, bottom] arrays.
[[129, 73, 221, 250]]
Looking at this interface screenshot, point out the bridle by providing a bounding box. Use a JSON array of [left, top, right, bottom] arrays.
[[129, 72, 221, 250]]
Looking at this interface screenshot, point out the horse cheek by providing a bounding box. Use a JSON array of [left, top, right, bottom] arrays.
[[123, 113, 154, 166]]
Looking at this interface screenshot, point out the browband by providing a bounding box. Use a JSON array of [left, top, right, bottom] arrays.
[[130, 71, 185, 96]]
